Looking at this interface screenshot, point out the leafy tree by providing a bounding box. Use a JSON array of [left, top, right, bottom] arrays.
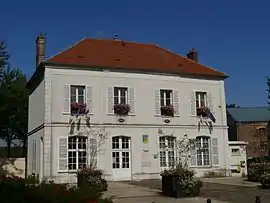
[[0, 41, 9, 79], [0, 67, 28, 157]]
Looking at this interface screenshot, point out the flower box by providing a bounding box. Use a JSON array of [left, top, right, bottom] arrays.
[[196, 107, 209, 117], [70, 102, 87, 115], [160, 105, 174, 117], [113, 103, 130, 116]]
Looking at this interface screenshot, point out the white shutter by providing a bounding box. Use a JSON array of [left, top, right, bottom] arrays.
[[63, 85, 70, 114], [190, 146, 197, 167], [107, 87, 114, 114], [128, 87, 135, 115], [173, 89, 180, 116], [59, 137, 68, 172], [190, 91, 196, 116], [212, 138, 219, 166], [155, 89, 161, 115], [207, 92, 214, 113], [86, 86, 93, 114], [88, 138, 98, 168]]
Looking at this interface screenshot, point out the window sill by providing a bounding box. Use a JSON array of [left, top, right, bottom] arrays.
[[154, 115, 180, 118], [63, 113, 94, 116], [107, 113, 136, 116]]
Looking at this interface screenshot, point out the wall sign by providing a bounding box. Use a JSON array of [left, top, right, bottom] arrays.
[[142, 135, 149, 144]]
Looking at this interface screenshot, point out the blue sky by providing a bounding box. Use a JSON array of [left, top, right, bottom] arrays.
[[1, 0, 270, 107]]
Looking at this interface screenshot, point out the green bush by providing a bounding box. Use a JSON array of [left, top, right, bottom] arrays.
[[161, 166, 203, 196], [247, 161, 270, 182], [0, 176, 112, 203], [77, 167, 108, 192]]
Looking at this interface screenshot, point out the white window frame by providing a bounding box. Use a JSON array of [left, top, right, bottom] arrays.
[[196, 136, 211, 167], [159, 136, 176, 168], [195, 91, 207, 108], [114, 87, 128, 105], [68, 136, 87, 171], [112, 136, 131, 169], [70, 85, 86, 103], [160, 89, 173, 106]]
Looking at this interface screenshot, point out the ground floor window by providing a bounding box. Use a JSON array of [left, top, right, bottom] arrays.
[[159, 136, 176, 167], [112, 136, 131, 169], [196, 136, 210, 166], [68, 136, 87, 170]]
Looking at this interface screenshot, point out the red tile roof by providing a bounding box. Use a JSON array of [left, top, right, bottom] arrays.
[[46, 38, 227, 78]]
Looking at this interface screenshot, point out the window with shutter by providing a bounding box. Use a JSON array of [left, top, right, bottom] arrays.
[[86, 86, 93, 114], [212, 137, 219, 166], [128, 87, 135, 115], [59, 137, 68, 172], [107, 87, 114, 114], [190, 91, 196, 116], [68, 136, 87, 170], [154, 89, 161, 115], [63, 85, 70, 114], [173, 90, 180, 116], [196, 136, 210, 166]]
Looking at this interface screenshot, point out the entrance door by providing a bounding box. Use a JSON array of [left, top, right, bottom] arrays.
[[112, 136, 131, 181]]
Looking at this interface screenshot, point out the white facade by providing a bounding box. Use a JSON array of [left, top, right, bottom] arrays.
[[228, 141, 248, 177], [27, 66, 230, 183]]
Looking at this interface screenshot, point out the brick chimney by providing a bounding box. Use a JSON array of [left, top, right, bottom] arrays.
[[186, 48, 198, 62], [36, 33, 45, 67]]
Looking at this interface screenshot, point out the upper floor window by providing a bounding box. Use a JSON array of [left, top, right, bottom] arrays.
[[114, 87, 128, 105], [71, 85, 85, 103], [196, 91, 207, 116], [160, 89, 172, 106]]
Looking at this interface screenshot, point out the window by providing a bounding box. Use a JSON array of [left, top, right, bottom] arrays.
[[160, 89, 172, 106], [196, 91, 207, 115], [196, 137, 210, 166], [159, 136, 176, 167], [231, 148, 240, 156], [114, 87, 128, 105], [112, 136, 130, 169], [68, 136, 87, 170], [71, 85, 85, 103]]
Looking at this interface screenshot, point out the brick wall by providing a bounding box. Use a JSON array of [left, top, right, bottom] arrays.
[[236, 122, 268, 158]]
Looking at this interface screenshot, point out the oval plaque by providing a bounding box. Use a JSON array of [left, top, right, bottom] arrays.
[[118, 118, 125, 123], [164, 119, 170, 123]]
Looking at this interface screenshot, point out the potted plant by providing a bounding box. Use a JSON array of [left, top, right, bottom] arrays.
[[113, 103, 130, 116], [160, 105, 174, 117], [161, 166, 202, 198], [70, 102, 87, 115], [77, 166, 108, 192], [159, 133, 202, 198]]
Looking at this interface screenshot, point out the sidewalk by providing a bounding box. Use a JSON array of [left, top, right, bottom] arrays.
[[103, 182, 230, 203], [201, 177, 260, 188]]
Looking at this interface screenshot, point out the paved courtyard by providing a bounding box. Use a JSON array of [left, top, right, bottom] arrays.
[[130, 178, 270, 203], [104, 182, 228, 203]]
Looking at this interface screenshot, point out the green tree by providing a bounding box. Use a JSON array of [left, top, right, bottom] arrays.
[[0, 67, 28, 157], [0, 41, 9, 79]]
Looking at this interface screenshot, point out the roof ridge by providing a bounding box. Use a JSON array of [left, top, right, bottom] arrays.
[[84, 37, 157, 47], [46, 37, 87, 62]]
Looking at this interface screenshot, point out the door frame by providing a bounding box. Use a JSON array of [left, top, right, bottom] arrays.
[[111, 135, 132, 181]]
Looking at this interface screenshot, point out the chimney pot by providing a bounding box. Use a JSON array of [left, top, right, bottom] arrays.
[[187, 47, 198, 62], [36, 33, 45, 68]]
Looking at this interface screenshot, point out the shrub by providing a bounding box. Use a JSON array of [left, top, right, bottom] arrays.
[[0, 176, 112, 203], [77, 167, 108, 192], [247, 161, 270, 182], [161, 166, 203, 196]]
